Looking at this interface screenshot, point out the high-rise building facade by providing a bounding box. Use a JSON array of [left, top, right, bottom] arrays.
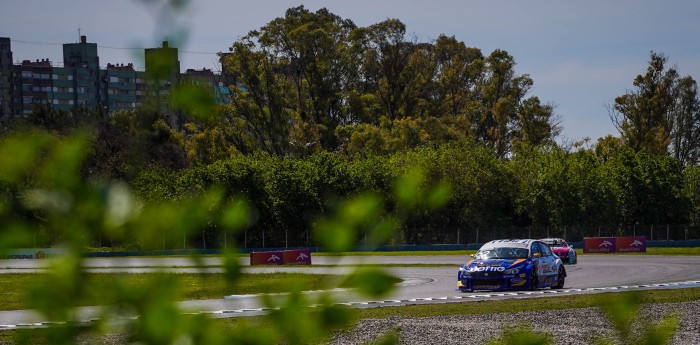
[[0, 36, 232, 119], [0, 37, 13, 117]]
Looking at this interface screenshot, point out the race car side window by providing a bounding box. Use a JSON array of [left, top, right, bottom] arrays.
[[540, 242, 553, 257], [530, 243, 541, 258]]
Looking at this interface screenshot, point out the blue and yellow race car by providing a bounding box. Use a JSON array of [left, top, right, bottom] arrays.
[[458, 239, 566, 292]]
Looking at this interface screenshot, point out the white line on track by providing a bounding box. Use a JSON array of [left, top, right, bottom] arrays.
[[2, 280, 700, 330]]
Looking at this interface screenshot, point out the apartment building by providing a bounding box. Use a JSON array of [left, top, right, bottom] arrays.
[[0, 37, 12, 117], [0, 36, 232, 119]]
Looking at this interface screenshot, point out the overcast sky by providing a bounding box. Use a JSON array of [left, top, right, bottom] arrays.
[[2, 0, 700, 144]]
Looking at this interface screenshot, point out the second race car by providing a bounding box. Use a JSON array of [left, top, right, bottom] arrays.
[[457, 239, 566, 292], [540, 237, 578, 264]]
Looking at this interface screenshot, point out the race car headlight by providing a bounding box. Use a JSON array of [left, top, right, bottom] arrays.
[[459, 266, 471, 277], [504, 265, 524, 275]]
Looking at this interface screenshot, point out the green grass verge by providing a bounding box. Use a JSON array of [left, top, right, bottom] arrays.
[[209, 287, 700, 334], [1, 281, 698, 344], [351, 287, 700, 319], [0, 273, 346, 311]]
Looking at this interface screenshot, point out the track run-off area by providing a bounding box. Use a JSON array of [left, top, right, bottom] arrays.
[[1, 254, 700, 328]]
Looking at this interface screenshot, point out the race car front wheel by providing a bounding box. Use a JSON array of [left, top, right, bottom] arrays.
[[553, 266, 565, 289], [529, 270, 538, 290]]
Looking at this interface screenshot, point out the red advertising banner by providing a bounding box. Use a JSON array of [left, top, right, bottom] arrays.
[[283, 249, 312, 265], [616, 236, 647, 252], [250, 251, 284, 265], [583, 237, 617, 253]]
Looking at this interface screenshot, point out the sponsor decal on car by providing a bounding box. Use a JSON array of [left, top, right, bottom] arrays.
[[468, 266, 506, 272], [511, 278, 527, 287]]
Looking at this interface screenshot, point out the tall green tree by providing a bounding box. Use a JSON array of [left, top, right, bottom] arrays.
[[605, 147, 688, 225], [610, 51, 678, 155], [514, 96, 560, 147], [432, 35, 484, 118], [254, 6, 357, 151], [475, 50, 543, 157], [224, 40, 294, 156], [362, 19, 424, 122], [669, 76, 700, 165]]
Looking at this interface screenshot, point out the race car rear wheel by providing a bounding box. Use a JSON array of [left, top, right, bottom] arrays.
[[553, 266, 565, 289]]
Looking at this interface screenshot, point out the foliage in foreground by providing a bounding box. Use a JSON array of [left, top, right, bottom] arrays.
[[485, 292, 680, 345], [0, 130, 449, 345]]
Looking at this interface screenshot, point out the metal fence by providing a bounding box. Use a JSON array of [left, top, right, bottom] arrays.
[[87, 224, 700, 250]]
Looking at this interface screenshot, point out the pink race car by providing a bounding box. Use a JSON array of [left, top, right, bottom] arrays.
[[540, 238, 578, 264]]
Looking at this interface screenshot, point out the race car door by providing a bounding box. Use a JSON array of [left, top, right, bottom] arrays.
[[535, 241, 558, 285]]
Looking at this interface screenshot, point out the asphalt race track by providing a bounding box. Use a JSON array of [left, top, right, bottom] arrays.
[[2, 254, 700, 327]]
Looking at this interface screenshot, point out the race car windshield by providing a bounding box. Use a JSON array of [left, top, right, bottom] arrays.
[[476, 247, 529, 260]]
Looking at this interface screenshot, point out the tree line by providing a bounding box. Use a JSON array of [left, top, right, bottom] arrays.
[[2, 6, 700, 248]]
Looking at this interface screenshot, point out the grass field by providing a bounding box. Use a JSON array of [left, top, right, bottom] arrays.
[[0, 273, 346, 311]]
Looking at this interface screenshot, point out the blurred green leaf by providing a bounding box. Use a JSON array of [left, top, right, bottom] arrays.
[[394, 168, 425, 207], [366, 330, 399, 345], [344, 267, 398, 298], [425, 180, 453, 210], [638, 314, 679, 345], [340, 194, 383, 225], [170, 84, 216, 120], [367, 217, 400, 246], [221, 197, 252, 231], [0, 131, 52, 183], [315, 219, 355, 252], [38, 132, 90, 189], [598, 292, 641, 340], [222, 252, 242, 283], [0, 222, 33, 249], [593, 291, 679, 345], [486, 324, 553, 345]]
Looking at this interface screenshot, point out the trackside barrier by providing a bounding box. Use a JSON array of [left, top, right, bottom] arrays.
[[250, 251, 284, 265], [282, 249, 312, 265], [0, 248, 66, 260], [250, 249, 312, 265], [583, 236, 646, 253], [583, 237, 616, 253], [616, 236, 647, 252]]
